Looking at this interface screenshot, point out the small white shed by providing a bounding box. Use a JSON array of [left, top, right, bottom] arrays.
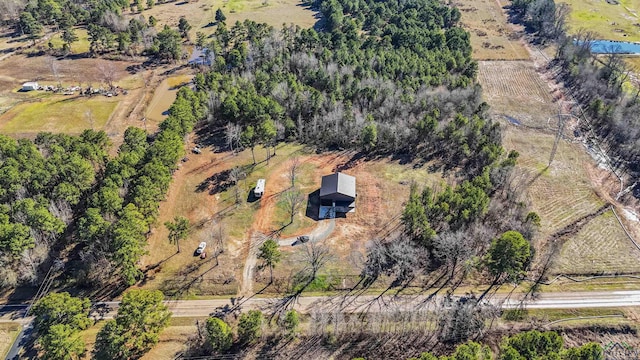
[[254, 179, 266, 198], [22, 82, 39, 91]]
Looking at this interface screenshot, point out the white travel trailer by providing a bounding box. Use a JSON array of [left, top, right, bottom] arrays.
[[254, 179, 266, 198]]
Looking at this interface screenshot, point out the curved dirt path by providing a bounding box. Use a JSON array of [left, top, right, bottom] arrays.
[[239, 154, 343, 294]]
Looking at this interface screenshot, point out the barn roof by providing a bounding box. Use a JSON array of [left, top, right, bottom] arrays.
[[320, 172, 356, 199]]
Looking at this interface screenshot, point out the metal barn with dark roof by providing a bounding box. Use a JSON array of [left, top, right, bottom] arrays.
[[319, 172, 356, 215]]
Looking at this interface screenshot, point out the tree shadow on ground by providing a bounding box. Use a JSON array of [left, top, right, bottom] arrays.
[[196, 168, 232, 194]]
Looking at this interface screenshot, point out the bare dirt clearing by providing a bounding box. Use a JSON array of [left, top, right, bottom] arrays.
[[139, 139, 445, 297]]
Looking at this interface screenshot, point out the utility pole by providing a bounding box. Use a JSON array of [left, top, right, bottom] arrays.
[[549, 112, 566, 167], [549, 101, 575, 167]]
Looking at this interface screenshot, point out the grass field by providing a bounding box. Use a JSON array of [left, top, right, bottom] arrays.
[[552, 209, 640, 274], [0, 323, 20, 359], [454, 0, 529, 60], [478, 60, 558, 126], [503, 125, 607, 237], [564, 0, 640, 42], [48, 28, 91, 54], [146, 75, 194, 124], [138, 0, 317, 42], [478, 60, 637, 274], [0, 96, 119, 135]]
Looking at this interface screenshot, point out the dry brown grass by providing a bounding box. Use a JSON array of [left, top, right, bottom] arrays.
[[0, 323, 20, 359], [138, 0, 317, 42], [478, 60, 558, 127], [483, 59, 639, 275], [503, 126, 606, 237], [77, 318, 198, 360], [141, 324, 196, 359], [454, 0, 529, 60], [552, 209, 640, 275]]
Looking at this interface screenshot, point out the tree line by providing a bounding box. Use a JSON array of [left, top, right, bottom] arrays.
[[75, 86, 205, 286], [0, 130, 109, 287], [408, 330, 602, 360], [0, 85, 204, 290]]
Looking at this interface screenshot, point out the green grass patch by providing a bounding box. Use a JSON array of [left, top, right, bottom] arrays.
[[292, 274, 338, 293], [272, 163, 316, 237], [217, 143, 309, 238], [48, 28, 91, 54], [564, 0, 640, 41], [0, 96, 119, 134], [222, 0, 247, 13], [524, 308, 625, 321]]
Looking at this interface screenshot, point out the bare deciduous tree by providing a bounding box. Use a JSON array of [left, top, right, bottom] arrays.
[[300, 242, 332, 279], [437, 297, 498, 344], [229, 166, 245, 206], [282, 188, 304, 224], [0, 0, 26, 22], [96, 60, 118, 90], [225, 122, 241, 153], [287, 157, 300, 188], [433, 230, 474, 278]]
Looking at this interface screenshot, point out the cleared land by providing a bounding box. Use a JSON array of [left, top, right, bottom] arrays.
[[480, 59, 640, 275], [139, 0, 317, 41], [137, 139, 444, 297], [0, 54, 143, 137], [478, 60, 558, 127], [564, 0, 640, 42], [454, 0, 529, 60], [552, 209, 640, 274], [502, 126, 606, 236], [0, 96, 119, 135]]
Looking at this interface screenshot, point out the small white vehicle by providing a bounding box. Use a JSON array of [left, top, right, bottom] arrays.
[[254, 179, 265, 198], [196, 242, 207, 254], [192, 147, 202, 154]]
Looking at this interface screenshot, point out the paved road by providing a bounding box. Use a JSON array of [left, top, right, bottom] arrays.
[[4, 290, 640, 322], [5, 290, 640, 359]]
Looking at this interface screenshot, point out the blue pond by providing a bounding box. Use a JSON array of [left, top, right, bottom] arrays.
[[587, 40, 640, 54]]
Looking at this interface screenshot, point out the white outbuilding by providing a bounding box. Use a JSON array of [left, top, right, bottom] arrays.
[[21, 82, 39, 91]]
